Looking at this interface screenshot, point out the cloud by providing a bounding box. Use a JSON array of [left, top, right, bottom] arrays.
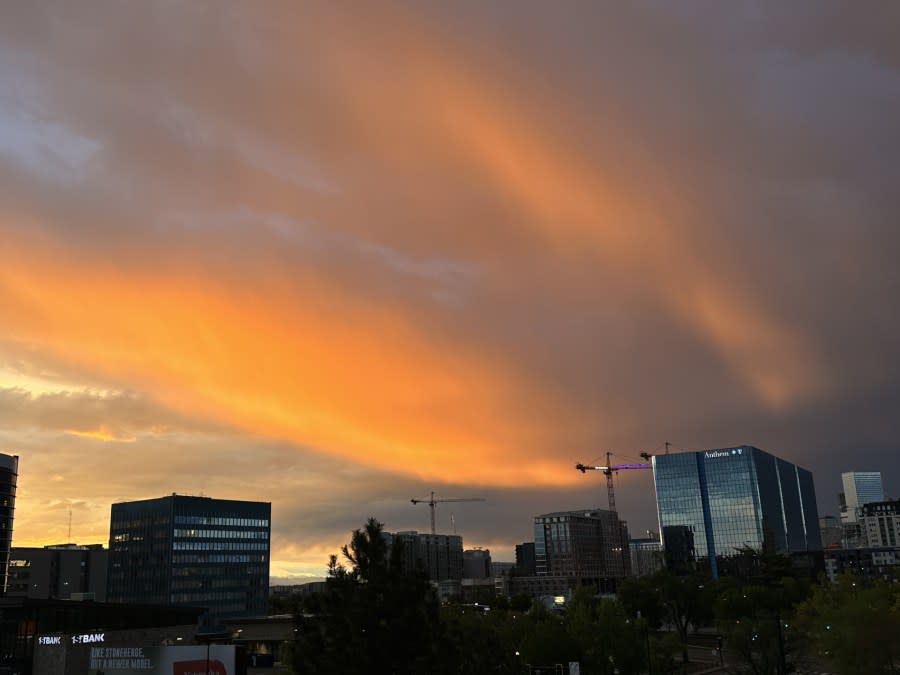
[[0, 1, 898, 573]]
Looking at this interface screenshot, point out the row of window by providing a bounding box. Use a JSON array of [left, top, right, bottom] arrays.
[[174, 516, 269, 527], [170, 590, 247, 603], [172, 577, 257, 590], [171, 565, 267, 577], [172, 554, 267, 564], [172, 542, 268, 552], [174, 528, 268, 539]]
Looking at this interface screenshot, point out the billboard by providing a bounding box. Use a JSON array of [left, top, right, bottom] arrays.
[[87, 645, 236, 675]]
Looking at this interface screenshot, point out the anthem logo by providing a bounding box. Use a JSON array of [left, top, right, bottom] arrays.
[[704, 448, 744, 459]]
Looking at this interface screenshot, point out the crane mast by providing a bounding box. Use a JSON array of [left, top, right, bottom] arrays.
[[575, 451, 652, 513]]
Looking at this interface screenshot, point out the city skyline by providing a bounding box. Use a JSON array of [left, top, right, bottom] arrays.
[[2, 3, 899, 582]]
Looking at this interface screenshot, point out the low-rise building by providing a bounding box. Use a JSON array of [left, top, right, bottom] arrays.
[[629, 537, 663, 577], [8, 544, 108, 601], [823, 546, 900, 582], [861, 500, 900, 548]]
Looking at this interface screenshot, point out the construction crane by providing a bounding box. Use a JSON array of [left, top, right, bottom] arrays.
[[575, 451, 652, 513], [410, 492, 486, 534]]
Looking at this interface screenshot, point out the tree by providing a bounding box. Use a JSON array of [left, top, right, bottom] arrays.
[[620, 570, 713, 664], [293, 518, 442, 674], [437, 605, 520, 674], [564, 587, 646, 674], [714, 568, 810, 675], [795, 576, 900, 675]]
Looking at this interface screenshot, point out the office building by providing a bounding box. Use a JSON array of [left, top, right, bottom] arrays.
[[463, 548, 491, 579], [384, 531, 463, 581], [491, 561, 514, 577], [107, 494, 270, 626], [0, 454, 18, 595], [515, 542, 536, 577], [860, 500, 900, 548], [818, 515, 842, 549], [652, 446, 821, 579], [840, 472, 884, 523], [629, 537, 663, 577], [7, 544, 108, 600], [534, 509, 630, 586], [823, 546, 900, 583]]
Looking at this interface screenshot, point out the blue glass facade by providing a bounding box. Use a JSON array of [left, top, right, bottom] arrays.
[[653, 446, 821, 578]]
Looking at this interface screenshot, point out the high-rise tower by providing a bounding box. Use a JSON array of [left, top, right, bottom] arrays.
[[840, 471, 884, 523], [653, 446, 820, 579], [0, 453, 18, 595]]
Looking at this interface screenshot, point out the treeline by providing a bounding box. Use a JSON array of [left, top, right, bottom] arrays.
[[283, 518, 900, 674]]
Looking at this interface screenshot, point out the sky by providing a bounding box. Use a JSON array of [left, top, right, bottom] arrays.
[[1, 1, 899, 583]]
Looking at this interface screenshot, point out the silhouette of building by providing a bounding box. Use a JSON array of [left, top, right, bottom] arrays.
[[462, 548, 491, 579], [515, 542, 536, 577], [384, 531, 463, 581], [653, 446, 821, 579], [8, 544, 107, 600], [0, 453, 18, 596], [107, 494, 270, 626]]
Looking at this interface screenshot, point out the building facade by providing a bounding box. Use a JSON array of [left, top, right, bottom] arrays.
[[462, 548, 491, 579], [861, 500, 900, 548], [384, 531, 463, 581], [7, 544, 107, 601], [107, 495, 270, 626], [652, 446, 821, 578], [0, 454, 18, 595], [515, 542, 536, 577], [534, 509, 630, 586], [629, 537, 664, 577], [841, 472, 885, 523], [818, 515, 842, 549]]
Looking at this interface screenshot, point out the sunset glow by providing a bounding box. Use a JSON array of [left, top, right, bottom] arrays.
[[2, 2, 898, 578]]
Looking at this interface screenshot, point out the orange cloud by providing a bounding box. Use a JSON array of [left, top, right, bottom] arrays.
[[65, 425, 136, 443], [0, 232, 587, 487]]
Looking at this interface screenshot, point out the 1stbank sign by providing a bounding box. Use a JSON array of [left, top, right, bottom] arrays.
[[37, 635, 63, 646], [72, 632, 105, 645], [704, 448, 744, 459]]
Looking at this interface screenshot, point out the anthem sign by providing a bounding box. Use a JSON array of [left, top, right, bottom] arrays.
[[704, 448, 744, 459]]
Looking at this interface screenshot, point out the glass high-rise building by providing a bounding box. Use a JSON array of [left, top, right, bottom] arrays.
[[652, 446, 821, 578], [840, 471, 884, 523], [0, 453, 18, 595], [107, 494, 270, 627]]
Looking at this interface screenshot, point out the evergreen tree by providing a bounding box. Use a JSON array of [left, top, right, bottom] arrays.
[[293, 518, 442, 674]]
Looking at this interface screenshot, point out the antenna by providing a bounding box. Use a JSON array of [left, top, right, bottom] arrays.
[[68, 509, 72, 542], [450, 514, 456, 535]]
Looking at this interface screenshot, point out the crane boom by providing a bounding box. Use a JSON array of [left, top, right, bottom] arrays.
[[575, 452, 651, 512], [410, 491, 486, 534], [576, 462, 651, 472]]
